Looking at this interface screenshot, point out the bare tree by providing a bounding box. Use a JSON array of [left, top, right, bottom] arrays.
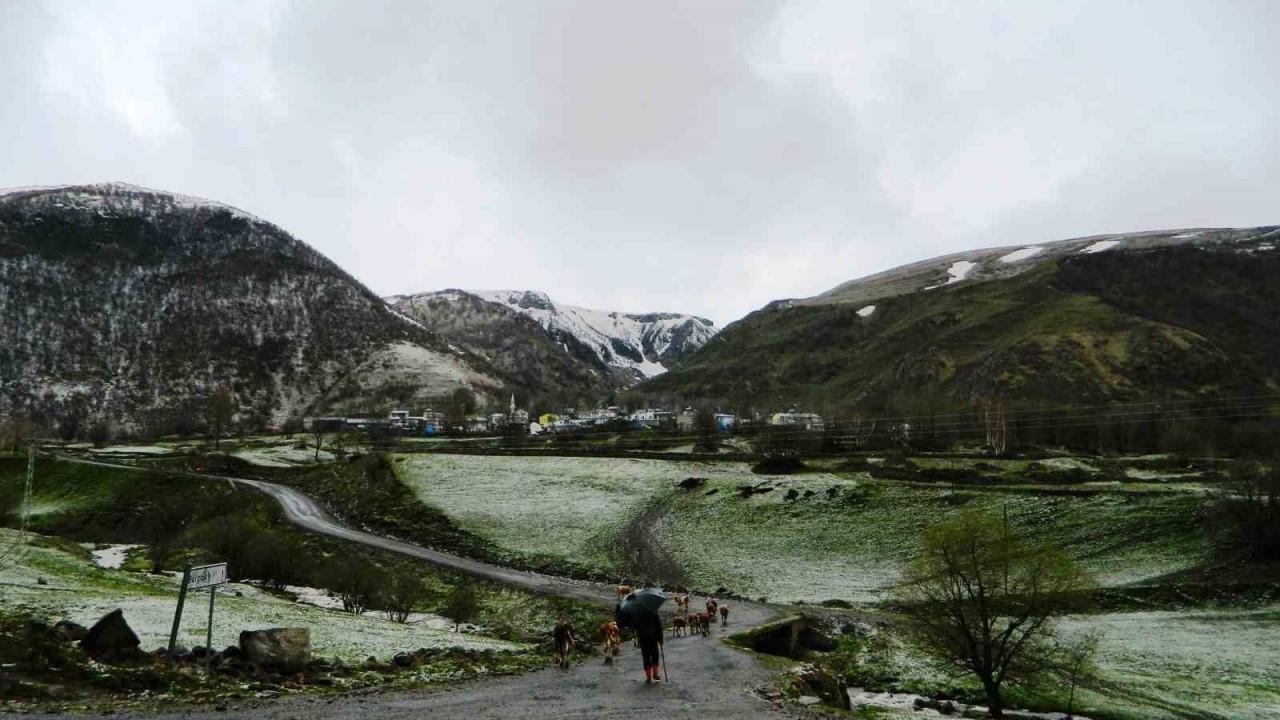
[[204, 387, 234, 450], [896, 510, 1092, 718], [979, 396, 1010, 455]]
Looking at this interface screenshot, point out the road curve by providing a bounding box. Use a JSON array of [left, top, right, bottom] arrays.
[[45, 455, 798, 719], [52, 455, 781, 623]]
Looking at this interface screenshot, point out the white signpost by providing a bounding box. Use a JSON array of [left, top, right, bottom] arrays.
[[167, 563, 229, 659]]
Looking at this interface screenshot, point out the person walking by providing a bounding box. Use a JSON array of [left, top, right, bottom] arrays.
[[634, 610, 664, 682]]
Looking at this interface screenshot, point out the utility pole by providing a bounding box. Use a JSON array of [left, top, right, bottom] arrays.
[[22, 443, 35, 543]]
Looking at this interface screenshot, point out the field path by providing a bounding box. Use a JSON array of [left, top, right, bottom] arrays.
[[46, 455, 804, 719]]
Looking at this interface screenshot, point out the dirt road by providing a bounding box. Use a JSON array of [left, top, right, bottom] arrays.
[[42, 456, 805, 719]]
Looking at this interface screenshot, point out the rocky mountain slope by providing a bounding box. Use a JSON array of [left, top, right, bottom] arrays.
[[386, 289, 716, 389], [0, 182, 502, 434], [644, 226, 1280, 417]]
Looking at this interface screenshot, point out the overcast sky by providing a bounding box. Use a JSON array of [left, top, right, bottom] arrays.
[[2, 1, 1277, 326]]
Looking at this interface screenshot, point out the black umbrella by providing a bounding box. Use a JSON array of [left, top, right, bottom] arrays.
[[621, 587, 667, 616], [615, 587, 667, 629]]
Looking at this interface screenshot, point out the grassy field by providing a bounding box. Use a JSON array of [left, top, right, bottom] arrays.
[[393, 454, 778, 573], [393, 455, 1209, 603]]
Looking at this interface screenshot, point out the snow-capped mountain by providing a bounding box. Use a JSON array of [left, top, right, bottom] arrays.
[[468, 290, 716, 381], [386, 290, 717, 388], [0, 183, 502, 433]]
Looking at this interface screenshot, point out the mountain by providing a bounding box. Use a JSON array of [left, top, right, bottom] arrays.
[[0, 182, 502, 435], [383, 289, 617, 397], [643, 226, 1280, 416], [386, 289, 717, 390]]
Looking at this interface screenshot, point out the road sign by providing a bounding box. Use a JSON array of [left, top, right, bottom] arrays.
[[168, 563, 230, 658], [187, 563, 228, 590]]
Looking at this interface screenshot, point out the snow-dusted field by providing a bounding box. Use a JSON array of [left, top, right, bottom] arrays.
[[232, 444, 333, 467], [395, 454, 760, 570], [0, 532, 524, 661], [396, 457, 1206, 603], [1062, 607, 1280, 719]]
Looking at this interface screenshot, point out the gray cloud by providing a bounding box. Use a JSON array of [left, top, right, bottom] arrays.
[[2, 1, 1277, 325]]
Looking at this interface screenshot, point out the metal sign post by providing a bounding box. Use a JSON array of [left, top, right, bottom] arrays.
[[167, 563, 228, 659]]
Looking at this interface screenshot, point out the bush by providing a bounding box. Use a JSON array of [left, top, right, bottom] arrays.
[[323, 555, 390, 614], [444, 582, 479, 630], [382, 572, 431, 623]]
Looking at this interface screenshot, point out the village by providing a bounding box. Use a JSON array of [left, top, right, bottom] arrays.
[[310, 397, 827, 438]]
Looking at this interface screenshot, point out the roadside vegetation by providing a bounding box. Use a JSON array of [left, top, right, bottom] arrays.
[[0, 455, 611, 709]]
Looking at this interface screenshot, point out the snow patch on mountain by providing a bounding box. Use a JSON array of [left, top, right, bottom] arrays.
[[998, 246, 1043, 263], [469, 290, 716, 380], [1081, 239, 1122, 254]]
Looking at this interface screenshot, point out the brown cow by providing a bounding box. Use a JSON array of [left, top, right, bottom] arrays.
[[615, 584, 633, 599], [719, 604, 730, 626], [670, 615, 688, 637], [600, 621, 620, 663], [673, 593, 690, 613]]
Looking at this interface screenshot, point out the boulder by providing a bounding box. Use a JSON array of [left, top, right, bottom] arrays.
[[80, 609, 141, 661], [53, 620, 89, 642], [239, 628, 310, 674]]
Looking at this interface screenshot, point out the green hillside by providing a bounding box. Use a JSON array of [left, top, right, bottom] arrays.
[[645, 246, 1280, 429]]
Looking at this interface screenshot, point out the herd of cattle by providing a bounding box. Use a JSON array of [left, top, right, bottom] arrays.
[[610, 585, 730, 634], [554, 586, 735, 668]]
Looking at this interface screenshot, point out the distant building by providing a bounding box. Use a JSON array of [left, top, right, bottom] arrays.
[[630, 408, 675, 429], [714, 413, 738, 431], [677, 407, 696, 432], [538, 413, 561, 426], [769, 412, 824, 432]]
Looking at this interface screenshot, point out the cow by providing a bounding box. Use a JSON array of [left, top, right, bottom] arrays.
[[719, 604, 730, 626], [692, 612, 711, 636], [673, 593, 690, 613], [553, 621, 575, 668], [670, 615, 688, 637], [600, 621, 620, 663], [615, 584, 633, 599], [705, 598, 719, 620]]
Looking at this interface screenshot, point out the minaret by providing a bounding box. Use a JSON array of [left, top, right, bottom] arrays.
[[510, 393, 516, 416]]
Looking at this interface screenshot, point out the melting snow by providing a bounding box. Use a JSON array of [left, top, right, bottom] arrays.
[[1080, 239, 1122, 254], [1172, 232, 1203, 239], [856, 305, 876, 317], [90, 544, 142, 569], [998, 246, 1044, 263], [925, 260, 977, 290]]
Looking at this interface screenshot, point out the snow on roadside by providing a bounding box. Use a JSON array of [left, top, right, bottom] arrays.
[[1, 531, 526, 661], [857, 305, 876, 317]]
